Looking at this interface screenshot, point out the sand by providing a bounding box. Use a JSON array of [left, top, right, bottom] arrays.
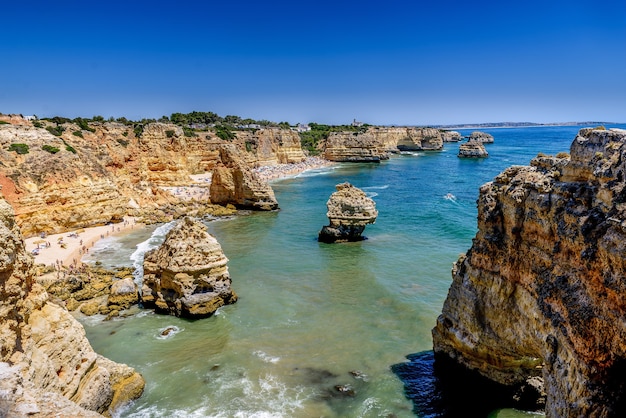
[[24, 157, 333, 269], [24, 217, 142, 269]]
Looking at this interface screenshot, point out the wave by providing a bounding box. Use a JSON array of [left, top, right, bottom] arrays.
[[366, 192, 379, 198], [362, 184, 389, 190], [253, 350, 281, 364], [130, 221, 177, 284]]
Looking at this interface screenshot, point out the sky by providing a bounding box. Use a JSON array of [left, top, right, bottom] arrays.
[[1, 0, 625, 125]]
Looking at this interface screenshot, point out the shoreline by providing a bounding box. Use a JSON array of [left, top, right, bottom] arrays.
[[253, 156, 336, 181], [24, 217, 143, 270]]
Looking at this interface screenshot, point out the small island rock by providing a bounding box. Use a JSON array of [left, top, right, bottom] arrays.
[[142, 217, 237, 318], [458, 140, 489, 158], [318, 183, 378, 243], [469, 131, 494, 143]]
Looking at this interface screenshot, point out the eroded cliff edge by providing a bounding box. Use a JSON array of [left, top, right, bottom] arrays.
[[0, 195, 144, 417], [432, 128, 626, 417]]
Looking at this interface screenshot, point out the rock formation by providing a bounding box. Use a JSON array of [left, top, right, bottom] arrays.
[[441, 130, 463, 142], [469, 131, 494, 143], [0, 120, 295, 235], [236, 128, 306, 166], [209, 145, 279, 210], [458, 140, 489, 158], [318, 183, 378, 243], [142, 216, 237, 318], [432, 128, 626, 417], [0, 194, 144, 416], [321, 127, 444, 162]]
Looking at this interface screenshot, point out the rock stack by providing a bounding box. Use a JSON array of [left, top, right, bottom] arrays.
[[433, 128, 626, 417], [318, 183, 378, 243], [458, 140, 488, 158], [468, 131, 494, 143], [142, 217, 237, 318]]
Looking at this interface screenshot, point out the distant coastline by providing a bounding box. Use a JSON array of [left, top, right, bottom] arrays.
[[431, 121, 617, 129]]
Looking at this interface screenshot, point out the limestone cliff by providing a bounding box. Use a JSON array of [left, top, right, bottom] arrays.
[[442, 130, 462, 142], [142, 217, 237, 318], [321, 127, 443, 162], [432, 128, 626, 417], [0, 195, 144, 417], [0, 121, 293, 235], [319, 182, 378, 243], [236, 128, 306, 166], [209, 145, 279, 210], [469, 131, 494, 143]]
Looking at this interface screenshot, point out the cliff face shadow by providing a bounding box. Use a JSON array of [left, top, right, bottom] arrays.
[[391, 351, 542, 417]]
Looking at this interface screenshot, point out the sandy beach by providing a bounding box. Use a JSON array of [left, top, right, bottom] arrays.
[[25, 157, 333, 270], [24, 217, 142, 269]]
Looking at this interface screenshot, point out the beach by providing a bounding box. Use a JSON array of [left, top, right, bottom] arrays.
[[25, 157, 332, 270], [24, 217, 142, 269]]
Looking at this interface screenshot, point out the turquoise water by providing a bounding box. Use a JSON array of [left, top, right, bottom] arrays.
[[81, 125, 624, 417]]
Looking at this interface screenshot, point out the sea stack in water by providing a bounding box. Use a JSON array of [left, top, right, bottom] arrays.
[[142, 217, 237, 318], [433, 128, 626, 417], [318, 182, 377, 243], [469, 131, 494, 143], [458, 140, 488, 158]]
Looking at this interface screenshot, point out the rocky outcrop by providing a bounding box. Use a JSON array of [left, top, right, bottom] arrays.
[[142, 217, 237, 318], [209, 145, 279, 210], [236, 128, 306, 166], [0, 121, 294, 235], [322, 131, 389, 162], [432, 128, 626, 417], [0, 195, 144, 416], [441, 130, 462, 142], [321, 127, 443, 162], [318, 183, 378, 243], [469, 131, 494, 143], [458, 140, 488, 158], [393, 127, 443, 151]]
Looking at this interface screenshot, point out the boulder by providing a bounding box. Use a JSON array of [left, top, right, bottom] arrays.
[[107, 277, 138, 309], [441, 131, 463, 142], [318, 183, 378, 243], [142, 217, 237, 318], [458, 140, 488, 158]]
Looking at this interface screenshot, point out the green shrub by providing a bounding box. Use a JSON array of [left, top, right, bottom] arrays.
[[122, 131, 129, 137], [8, 143, 29, 154], [46, 125, 65, 136], [165, 130, 175, 138], [214, 125, 235, 141], [183, 127, 197, 137], [117, 138, 129, 147], [0, 120, 8, 125], [62, 139, 76, 154], [73, 117, 96, 132], [33, 121, 43, 128], [133, 124, 144, 138], [72, 130, 84, 138], [42, 144, 60, 154]]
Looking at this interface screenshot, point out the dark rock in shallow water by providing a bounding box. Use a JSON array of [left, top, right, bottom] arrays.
[[391, 351, 545, 417]]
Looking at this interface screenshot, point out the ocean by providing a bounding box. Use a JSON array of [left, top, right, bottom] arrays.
[[81, 125, 625, 417]]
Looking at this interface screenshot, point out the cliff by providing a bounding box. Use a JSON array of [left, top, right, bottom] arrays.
[[0, 195, 144, 416], [458, 140, 488, 158], [142, 216, 237, 318], [0, 121, 294, 235], [321, 127, 443, 162], [432, 128, 626, 417]]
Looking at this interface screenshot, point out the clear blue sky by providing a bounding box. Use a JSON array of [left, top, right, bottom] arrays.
[[2, 0, 625, 125]]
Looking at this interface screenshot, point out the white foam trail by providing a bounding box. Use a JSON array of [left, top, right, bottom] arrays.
[[253, 350, 281, 364], [130, 220, 177, 284], [362, 184, 389, 190]]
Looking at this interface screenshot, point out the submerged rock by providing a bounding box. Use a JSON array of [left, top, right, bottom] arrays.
[[457, 140, 488, 158], [142, 216, 237, 318], [318, 183, 378, 243], [433, 128, 626, 417]]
